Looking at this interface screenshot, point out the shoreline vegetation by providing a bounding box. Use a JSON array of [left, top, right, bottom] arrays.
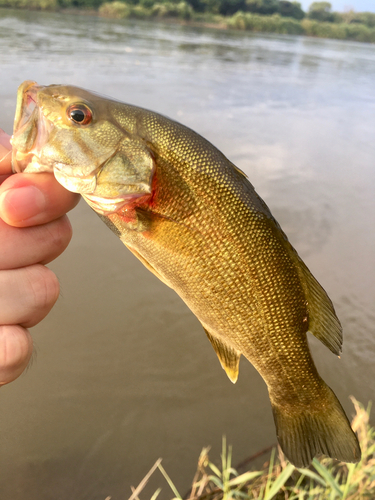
[[1, 1, 375, 43], [133, 398, 374, 500]]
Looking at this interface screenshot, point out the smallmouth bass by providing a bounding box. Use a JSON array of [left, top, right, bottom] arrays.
[[11, 81, 361, 467]]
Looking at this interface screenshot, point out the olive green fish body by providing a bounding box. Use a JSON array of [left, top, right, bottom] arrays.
[[11, 82, 360, 467], [105, 115, 308, 377]]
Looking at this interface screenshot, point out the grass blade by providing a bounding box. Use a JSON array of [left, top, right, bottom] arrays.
[[157, 462, 182, 499], [128, 458, 162, 500], [228, 470, 263, 486], [207, 475, 224, 489], [208, 462, 223, 478], [297, 467, 328, 487], [149, 488, 162, 500], [342, 463, 356, 499], [264, 448, 276, 496], [312, 459, 343, 498], [263, 463, 295, 500]]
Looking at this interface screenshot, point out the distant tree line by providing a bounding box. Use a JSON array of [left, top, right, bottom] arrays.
[[39, 0, 375, 24], [0, 0, 306, 17], [1, 0, 375, 42]]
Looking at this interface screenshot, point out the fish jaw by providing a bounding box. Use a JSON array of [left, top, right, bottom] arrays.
[[12, 81, 54, 174], [13, 81, 40, 138], [10, 81, 155, 215]]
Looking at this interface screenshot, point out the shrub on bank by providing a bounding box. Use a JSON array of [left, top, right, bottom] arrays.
[[343, 10, 375, 28], [0, 0, 57, 9], [151, 1, 193, 19], [302, 18, 375, 42], [227, 11, 304, 34], [99, 0, 130, 17], [99, 0, 193, 20], [226, 11, 375, 42]]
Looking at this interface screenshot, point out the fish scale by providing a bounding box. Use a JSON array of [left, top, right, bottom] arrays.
[[11, 81, 361, 468]]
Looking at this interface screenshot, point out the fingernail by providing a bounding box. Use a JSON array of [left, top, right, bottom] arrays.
[[0, 186, 46, 223]]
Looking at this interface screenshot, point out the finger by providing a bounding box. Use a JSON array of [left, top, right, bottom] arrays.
[[0, 264, 60, 328], [0, 325, 33, 386], [0, 172, 80, 227], [0, 174, 11, 185], [0, 215, 72, 269], [0, 130, 12, 177]]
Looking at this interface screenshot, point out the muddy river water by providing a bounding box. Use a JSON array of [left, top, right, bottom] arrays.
[[0, 8, 374, 499]]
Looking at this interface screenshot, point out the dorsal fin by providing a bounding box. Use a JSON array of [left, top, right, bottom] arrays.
[[230, 162, 248, 179], [203, 328, 241, 383]]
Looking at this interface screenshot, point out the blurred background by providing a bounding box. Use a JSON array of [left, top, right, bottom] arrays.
[[0, 7, 374, 500]]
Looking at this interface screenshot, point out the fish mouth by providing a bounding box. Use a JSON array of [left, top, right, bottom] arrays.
[[11, 81, 54, 174], [13, 81, 39, 133]]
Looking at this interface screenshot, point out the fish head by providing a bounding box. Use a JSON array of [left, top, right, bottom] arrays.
[[11, 81, 155, 215]]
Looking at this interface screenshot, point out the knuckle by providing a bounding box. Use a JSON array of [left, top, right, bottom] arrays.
[[37, 215, 73, 264], [0, 265, 60, 327], [0, 325, 33, 385], [48, 215, 73, 254], [25, 264, 60, 315]]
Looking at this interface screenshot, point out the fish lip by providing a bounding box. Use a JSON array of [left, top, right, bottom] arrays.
[[12, 152, 51, 174], [11, 81, 53, 174], [53, 164, 99, 194], [13, 81, 40, 133]]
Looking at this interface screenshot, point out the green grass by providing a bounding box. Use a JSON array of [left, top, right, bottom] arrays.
[[128, 398, 375, 500]]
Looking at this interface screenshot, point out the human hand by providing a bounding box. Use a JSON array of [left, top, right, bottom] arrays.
[[0, 129, 80, 385]]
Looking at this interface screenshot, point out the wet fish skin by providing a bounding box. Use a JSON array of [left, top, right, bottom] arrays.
[[12, 81, 361, 467]]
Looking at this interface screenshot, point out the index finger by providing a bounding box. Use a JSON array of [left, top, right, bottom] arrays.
[[0, 130, 12, 176], [0, 173, 80, 227]]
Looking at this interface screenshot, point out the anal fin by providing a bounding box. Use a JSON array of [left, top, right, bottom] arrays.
[[204, 328, 241, 383]]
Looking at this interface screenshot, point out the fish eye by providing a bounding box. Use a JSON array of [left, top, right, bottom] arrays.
[[67, 103, 92, 125]]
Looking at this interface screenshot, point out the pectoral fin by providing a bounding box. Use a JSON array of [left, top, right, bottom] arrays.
[[126, 245, 172, 288], [204, 328, 241, 383]]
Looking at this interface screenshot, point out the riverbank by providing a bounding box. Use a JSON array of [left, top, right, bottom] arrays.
[[1, 1, 375, 43], [98, 2, 375, 43]]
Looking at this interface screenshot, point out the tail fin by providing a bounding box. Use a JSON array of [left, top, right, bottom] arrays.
[[270, 384, 361, 468]]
